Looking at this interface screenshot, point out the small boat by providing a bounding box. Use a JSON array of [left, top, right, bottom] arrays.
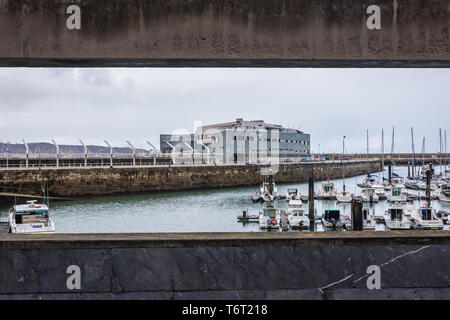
[[286, 200, 309, 230], [361, 188, 379, 202], [336, 191, 352, 203], [321, 209, 351, 230], [405, 178, 420, 190], [251, 192, 262, 203], [260, 175, 278, 202], [286, 188, 300, 201], [371, 183, 386, 199], [318, 181, 337, 199], [438, 184, 450, 203], [362, 207, 376, 231], [8, 200, 55, 234], [384, 206, 411, 230], [410, 207, 443, 230], [436, 210, 449, 224], [259, 202, 281, 229], [386, 185, 408, 202], [357, 175, 378, 188]]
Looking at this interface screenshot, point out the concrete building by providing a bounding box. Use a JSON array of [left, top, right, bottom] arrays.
[[161, 119, 310, 164], [197, 119, 310, 164]]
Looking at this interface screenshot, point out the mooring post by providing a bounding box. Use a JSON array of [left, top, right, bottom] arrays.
[[426, 169, 431, 208], [351, 199, 363, 231], [308, 166, 315, 231]]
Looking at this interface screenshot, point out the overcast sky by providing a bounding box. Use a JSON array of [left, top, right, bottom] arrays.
[[0, 68, 448, 154]]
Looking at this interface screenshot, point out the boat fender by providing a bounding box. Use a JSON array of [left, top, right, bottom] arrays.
[[271, 220, 277, 225]]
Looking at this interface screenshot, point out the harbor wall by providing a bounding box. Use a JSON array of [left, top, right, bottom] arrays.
[[0, 161, 381, 203], [0, 231, 449, 300]]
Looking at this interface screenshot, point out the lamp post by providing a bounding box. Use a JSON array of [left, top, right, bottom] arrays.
[[51, 139, 59, 168], [22, 139, 30, 168], [146, 141, 157, 166], [79, 140, 87, 167], [126, 140, 136, 166], [183, 141, 194, 164], [166, 142, 176, 165], [104, 140, 113, 167]]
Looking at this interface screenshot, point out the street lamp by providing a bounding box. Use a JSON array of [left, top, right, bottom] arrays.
[[79, 140, 88, 167], [104, 140, 113, 167], [126, 140, 136, 166], [51, 139, 60, 168], [146, 141, 157, 166], [22, 139, 30, 168]]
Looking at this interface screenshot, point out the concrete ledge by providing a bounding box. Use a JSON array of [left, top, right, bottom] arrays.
[[1, 231, 449, 250]]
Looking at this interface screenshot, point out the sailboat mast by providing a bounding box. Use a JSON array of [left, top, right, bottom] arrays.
[[381, 129, 384, 178], [411, 127, 416, 178], [342, 136, 346, 191], [391, 126, 395, 156], [366, 129, 369, 174], [439, 128, 443, 175]]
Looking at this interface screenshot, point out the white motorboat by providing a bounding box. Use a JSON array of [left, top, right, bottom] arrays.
[[410, 207, 443, 230], [286, 188, 300, 201], [287, 200, 309, 230], [371, 183, 386, 199], [259, 202, 281, 229], [362, 208, 376, 231], [439, 184, 450, 203], [260, 175, 278, 202], [386, 185, 408, 202], [336, 191, 352, 203], [361, 188, 379, 202], [251, 192, 262, 203], [357, 175, 379, 188], [321, 209, 351, 230], [8, 200, 55, 234], [384, 207, 411, 230], [318, 181, 337, 199]]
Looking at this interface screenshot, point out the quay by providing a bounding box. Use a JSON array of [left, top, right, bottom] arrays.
[[0, 160, 381, 205], [1, 231, 450, 299]]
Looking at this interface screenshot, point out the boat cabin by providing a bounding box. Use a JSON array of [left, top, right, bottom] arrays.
[[391, 188, 402, 196], [324, 209, 340, 221], [388, 208, 404, 221], [287, 188, 298, 196], [262, 208, 277, 219], [322, 183, 335, 193], [419, 208, 432, 221], [12, 201, 50, 225], [288, 200, 303, 209]]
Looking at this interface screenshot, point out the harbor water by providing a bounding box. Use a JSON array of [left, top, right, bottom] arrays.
[[1, 166, 449, 233]]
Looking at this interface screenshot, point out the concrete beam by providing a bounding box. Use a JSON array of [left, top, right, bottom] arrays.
[[0, 0, 448, 68]]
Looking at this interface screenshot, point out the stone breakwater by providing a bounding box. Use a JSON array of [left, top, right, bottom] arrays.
[[0, 231, 449, 300], [0, 161, 380, 203]]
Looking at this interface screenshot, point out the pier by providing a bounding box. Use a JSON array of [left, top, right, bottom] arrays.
[[0, 159, 381, 205]]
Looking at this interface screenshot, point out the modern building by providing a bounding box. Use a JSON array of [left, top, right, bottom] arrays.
[[196, 118, 310, 164]]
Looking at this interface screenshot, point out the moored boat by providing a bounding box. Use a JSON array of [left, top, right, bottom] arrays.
[[8, 200, 55, 234]]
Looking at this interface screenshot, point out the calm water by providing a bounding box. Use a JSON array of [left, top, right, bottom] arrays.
[[1, 166, 449, 233]]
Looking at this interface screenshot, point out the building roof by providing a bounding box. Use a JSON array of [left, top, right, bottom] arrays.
[[197, 118, 305, 134]]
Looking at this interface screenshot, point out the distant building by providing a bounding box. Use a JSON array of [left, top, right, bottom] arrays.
[[161, 119, 310, 164]]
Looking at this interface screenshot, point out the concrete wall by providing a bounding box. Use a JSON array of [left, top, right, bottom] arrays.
[[0, 231, 449, 299], [0, 0, 448, 67], [0, 161, 380, 202]]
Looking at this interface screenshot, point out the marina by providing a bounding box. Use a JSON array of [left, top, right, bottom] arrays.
[[1, 166, 449, 234]]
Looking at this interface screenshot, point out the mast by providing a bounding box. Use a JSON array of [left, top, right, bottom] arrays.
[[381, 129, 384, 179], [439, 128, 443, 175], [411, 127, 416, 178], [366, 129, 369, 175], [391, 126, 395, 156], [342, 136, 346, 191]]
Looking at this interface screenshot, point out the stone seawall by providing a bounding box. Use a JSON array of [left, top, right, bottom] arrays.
[[0, 231, 449, 300], [0, 161, 380, 202]]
